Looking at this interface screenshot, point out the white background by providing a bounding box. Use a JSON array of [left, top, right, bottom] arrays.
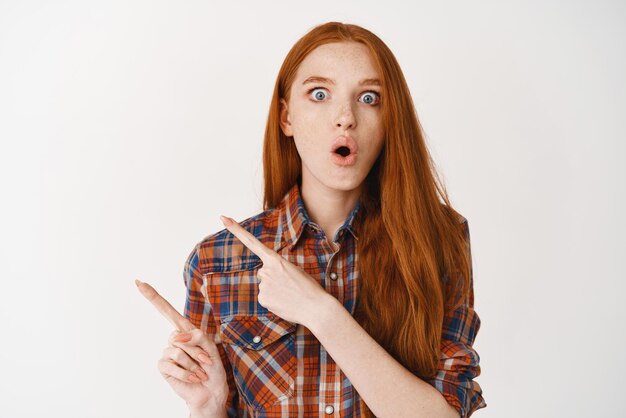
[[1, 1, 624, 417]]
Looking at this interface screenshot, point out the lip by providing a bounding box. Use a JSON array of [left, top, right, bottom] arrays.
[[330, 135, 358, 167], [331, 152, 357, 166], [330, 135, 358, 155]]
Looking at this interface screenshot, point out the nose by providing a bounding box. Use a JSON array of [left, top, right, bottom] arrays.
[[334, 102, 356, 130]]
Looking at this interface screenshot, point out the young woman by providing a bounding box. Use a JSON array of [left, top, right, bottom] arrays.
[[143, 21, 486, 418]]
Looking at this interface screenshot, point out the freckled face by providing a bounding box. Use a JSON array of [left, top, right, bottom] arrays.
[[279, 41, 385, 192]]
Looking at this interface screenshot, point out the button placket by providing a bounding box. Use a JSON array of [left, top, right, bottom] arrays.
[[326, 243, 341, 283]]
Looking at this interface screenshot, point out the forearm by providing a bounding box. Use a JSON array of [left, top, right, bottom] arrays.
[[188, 406, 228, 418], [306, 295, 459, 418]]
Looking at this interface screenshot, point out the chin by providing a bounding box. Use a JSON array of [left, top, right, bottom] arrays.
[[324, 175, 365, 192]]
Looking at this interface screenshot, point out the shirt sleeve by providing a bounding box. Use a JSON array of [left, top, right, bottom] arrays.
[[426, 219, 487, 418], [183, 242, 242, 418]]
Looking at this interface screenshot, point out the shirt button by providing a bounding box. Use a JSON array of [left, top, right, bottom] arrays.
[[329, 272, 338, 280], [325, 405, 334, 414], [252, 336, 261, 344]]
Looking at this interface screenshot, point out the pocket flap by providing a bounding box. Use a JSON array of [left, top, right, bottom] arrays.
[[220, 315, 296, 350]]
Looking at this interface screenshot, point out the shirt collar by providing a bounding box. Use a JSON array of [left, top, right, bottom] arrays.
[[278, 182, 361, 251]]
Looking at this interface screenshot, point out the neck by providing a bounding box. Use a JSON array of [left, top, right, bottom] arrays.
[[299, 170, 361, 244]]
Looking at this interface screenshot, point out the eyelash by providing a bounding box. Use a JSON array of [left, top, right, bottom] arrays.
[[306, 86, 381, 105]]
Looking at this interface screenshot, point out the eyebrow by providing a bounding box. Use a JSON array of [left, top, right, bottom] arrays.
[[302, 76, 381, 86]]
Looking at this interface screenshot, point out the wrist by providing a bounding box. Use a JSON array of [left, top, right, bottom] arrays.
[[188, 403, 227, 418], [306, 293, 342, 335]]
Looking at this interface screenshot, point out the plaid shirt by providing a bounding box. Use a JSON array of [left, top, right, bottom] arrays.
[[183, 182, 486, 417]]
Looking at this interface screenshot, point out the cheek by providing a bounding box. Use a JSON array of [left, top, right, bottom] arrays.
[[290, 111, 327, 154], [359, 108, 382, 128], [292, 135, 318, 163], [359, 114, 385, 159], [291, 103, 324, 132]]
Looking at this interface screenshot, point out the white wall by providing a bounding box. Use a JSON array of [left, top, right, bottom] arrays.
[[0, 1, 623, 416]]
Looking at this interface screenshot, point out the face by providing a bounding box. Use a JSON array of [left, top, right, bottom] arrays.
[[279, 41, 385, 193]]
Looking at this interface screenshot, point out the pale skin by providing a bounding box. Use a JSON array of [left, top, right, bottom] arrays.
[[135, 279, 229, 418], [279, 41, 385, 244], [137, 41, 459, 417]]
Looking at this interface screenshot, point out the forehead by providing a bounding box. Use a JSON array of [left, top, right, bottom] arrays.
[[294, 41, 379, 81]]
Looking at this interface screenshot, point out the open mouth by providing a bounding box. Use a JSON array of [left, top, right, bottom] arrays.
[[334, 146, 351, 157], [330, 135, 358, 166]]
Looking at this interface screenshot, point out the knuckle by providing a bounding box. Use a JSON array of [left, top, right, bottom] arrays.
[[204, 338, 216, 349], [197, 335, 210, 347], [172, 347, 185, 362]]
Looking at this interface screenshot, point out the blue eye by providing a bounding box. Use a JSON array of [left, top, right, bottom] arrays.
[[308, 87, 328, 101], [359, 91, 380, 105], [306, 87, 381, 105]]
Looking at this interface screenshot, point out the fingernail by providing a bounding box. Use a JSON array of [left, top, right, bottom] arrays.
[[135, 279, 141, 287], [195, 369, 208, 380], [188, 374, 201, 383], [220, 215, 233, 226], [174, 333, 191, 342], [198, 352, 213, 365]]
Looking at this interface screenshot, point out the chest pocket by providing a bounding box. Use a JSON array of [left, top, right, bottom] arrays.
[[219, 314, 297, 410]]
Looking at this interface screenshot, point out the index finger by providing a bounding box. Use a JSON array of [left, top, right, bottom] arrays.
[[220, 215, 278, 263], [135, 279, 196, 332]]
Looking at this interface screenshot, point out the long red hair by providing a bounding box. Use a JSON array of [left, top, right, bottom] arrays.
[[262, 22, 472, 417]]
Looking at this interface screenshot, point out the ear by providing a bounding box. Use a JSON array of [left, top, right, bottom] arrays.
[[279, 98, 293, 137]]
